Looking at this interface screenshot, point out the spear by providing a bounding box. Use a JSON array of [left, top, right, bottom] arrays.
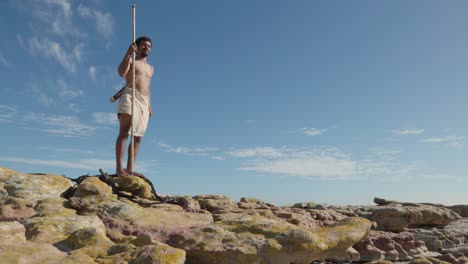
[[129, 4, 136, 174]]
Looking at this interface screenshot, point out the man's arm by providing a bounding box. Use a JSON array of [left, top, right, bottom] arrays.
[[148, 92, 152, 117], [149, 66, 154, 117], [118, 43, 137, 77]]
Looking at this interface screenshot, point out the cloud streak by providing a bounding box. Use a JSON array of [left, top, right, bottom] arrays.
[[0, 105, 18, 123], [78, 5, 114, 39], [232, 147, 357, 179], [158, 142, 425, 181], [18, 0, 85, 37], [57, 79, 84, 98], [158, 142, 223, 160], [22, 113, 99, 137], [226, 147, 283, 158], [92, 112, 118, 126], [392, 128, 425, 135], [0, 156, 113, 170], [0, 52, 9, 66], [240, 156, 357, 178], [1, 105, 103, 137], [89, 66, 97, 81], [28, 37, 84, 73], [301, 128, 328, 136], [421, 136, 465, 149]]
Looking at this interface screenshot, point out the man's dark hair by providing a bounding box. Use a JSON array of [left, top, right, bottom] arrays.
[[136, 36, 152, 46]]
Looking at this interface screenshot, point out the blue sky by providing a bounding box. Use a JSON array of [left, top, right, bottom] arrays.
[[1, 0, 467, 205]]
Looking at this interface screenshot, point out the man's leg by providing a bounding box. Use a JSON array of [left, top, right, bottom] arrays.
[[116, 114, 131, 176], [126, 136, 142, 174]]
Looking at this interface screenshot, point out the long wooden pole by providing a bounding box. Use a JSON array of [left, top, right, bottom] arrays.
[[130, 4, 136, 174]]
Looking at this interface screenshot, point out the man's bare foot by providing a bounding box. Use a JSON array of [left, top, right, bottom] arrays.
[[125, 169, 146, 178], [116, 169, 130, 177]]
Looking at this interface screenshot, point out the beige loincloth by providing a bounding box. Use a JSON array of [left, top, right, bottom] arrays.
[[117, 87, 150, 137]]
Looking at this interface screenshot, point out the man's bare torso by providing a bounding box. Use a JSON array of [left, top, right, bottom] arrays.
[[126, 59, 153, 96]]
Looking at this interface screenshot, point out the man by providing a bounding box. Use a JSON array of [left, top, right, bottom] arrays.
[[115, 36, 154, 177]]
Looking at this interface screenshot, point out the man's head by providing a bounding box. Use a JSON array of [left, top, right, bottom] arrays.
[[135, 36, 152, 57]]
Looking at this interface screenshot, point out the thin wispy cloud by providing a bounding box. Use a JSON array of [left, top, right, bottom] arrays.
[[92, 112, 118, 126], [28, 37, 83, 73], [17, 34, 25, 49], [40, 147, 97, 155], [158, 142, 222, 160], [155, 137, 444, 182], [240, 155, 357, 178], [89, 66, 97, 81], [0, 156, 113, 171], [0, 105, 18, 123], [419, 173, 467, 183], [57, 79, 84, 98], [357, 158, 417, 181], [2, 105, 105, 138], [226, 147, 283, 158], [421, 136, 465, 149], [301, 128, 328, 136], [160, 142, 424, 181], [29, 79, 83, 107], [392, 128, 425, 135], [73, 43, 85, 62], [16, 0, 84, 37], [77, 5, 114, 39], [46, 0, 73, 36], [0, 52, 9, 67], [22, 113, 98, 137], [0, 156, 152, 174], [34, 87, 55, 107], [68, 103, 79, 113], [232, 147, 357, 179]]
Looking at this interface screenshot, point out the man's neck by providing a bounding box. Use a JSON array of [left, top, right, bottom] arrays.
[[135, 55, 147, 63]]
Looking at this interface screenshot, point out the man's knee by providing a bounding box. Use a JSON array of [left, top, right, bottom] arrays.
[[134, 136, 142, 144], [118, 130, 130, 139]]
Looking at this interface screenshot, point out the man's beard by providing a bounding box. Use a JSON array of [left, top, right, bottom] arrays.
[[141, 49, 150, 57]]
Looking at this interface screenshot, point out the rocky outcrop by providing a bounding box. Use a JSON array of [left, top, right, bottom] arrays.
[[1, 167, 467, 264], [348, 198, 467, 263], [0, 167, 373, 263], [354, 230, 428, 262], [368, 198, 461, 232]]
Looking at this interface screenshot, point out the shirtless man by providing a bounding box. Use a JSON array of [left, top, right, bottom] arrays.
[[115, 36, 154, 177]]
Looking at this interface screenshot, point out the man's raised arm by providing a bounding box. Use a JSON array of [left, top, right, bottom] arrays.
[[118, 43, 137, 77]]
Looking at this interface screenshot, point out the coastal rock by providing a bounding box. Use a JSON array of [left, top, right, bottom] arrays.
[[54, 227, 114, 258], [23, 211, 107, 244], [1, 167, 467, 264], [409, 256, 452, 264], [126, 242, 186, 264], [95, 199, 214, 241], [238, 197, 273, 210], [193, 194, 241, 213], [370, 204, 460, 232], [0, 196, 36, 221], [450, 205, 468, 218], [107, 175, 154, 199], [271, 207, 348, 229], [0, 168, 72, 201], [174, 196, 202, 212], [293, 201, 318, 209], [438, 253, 468, 264], [441, 245, 468, 256], [0, 221, 66, 263], [409, 218, 468, 251], [73, 176, 113, 200], [354, 230, 428, 261], [170, 212, 371, 263]]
